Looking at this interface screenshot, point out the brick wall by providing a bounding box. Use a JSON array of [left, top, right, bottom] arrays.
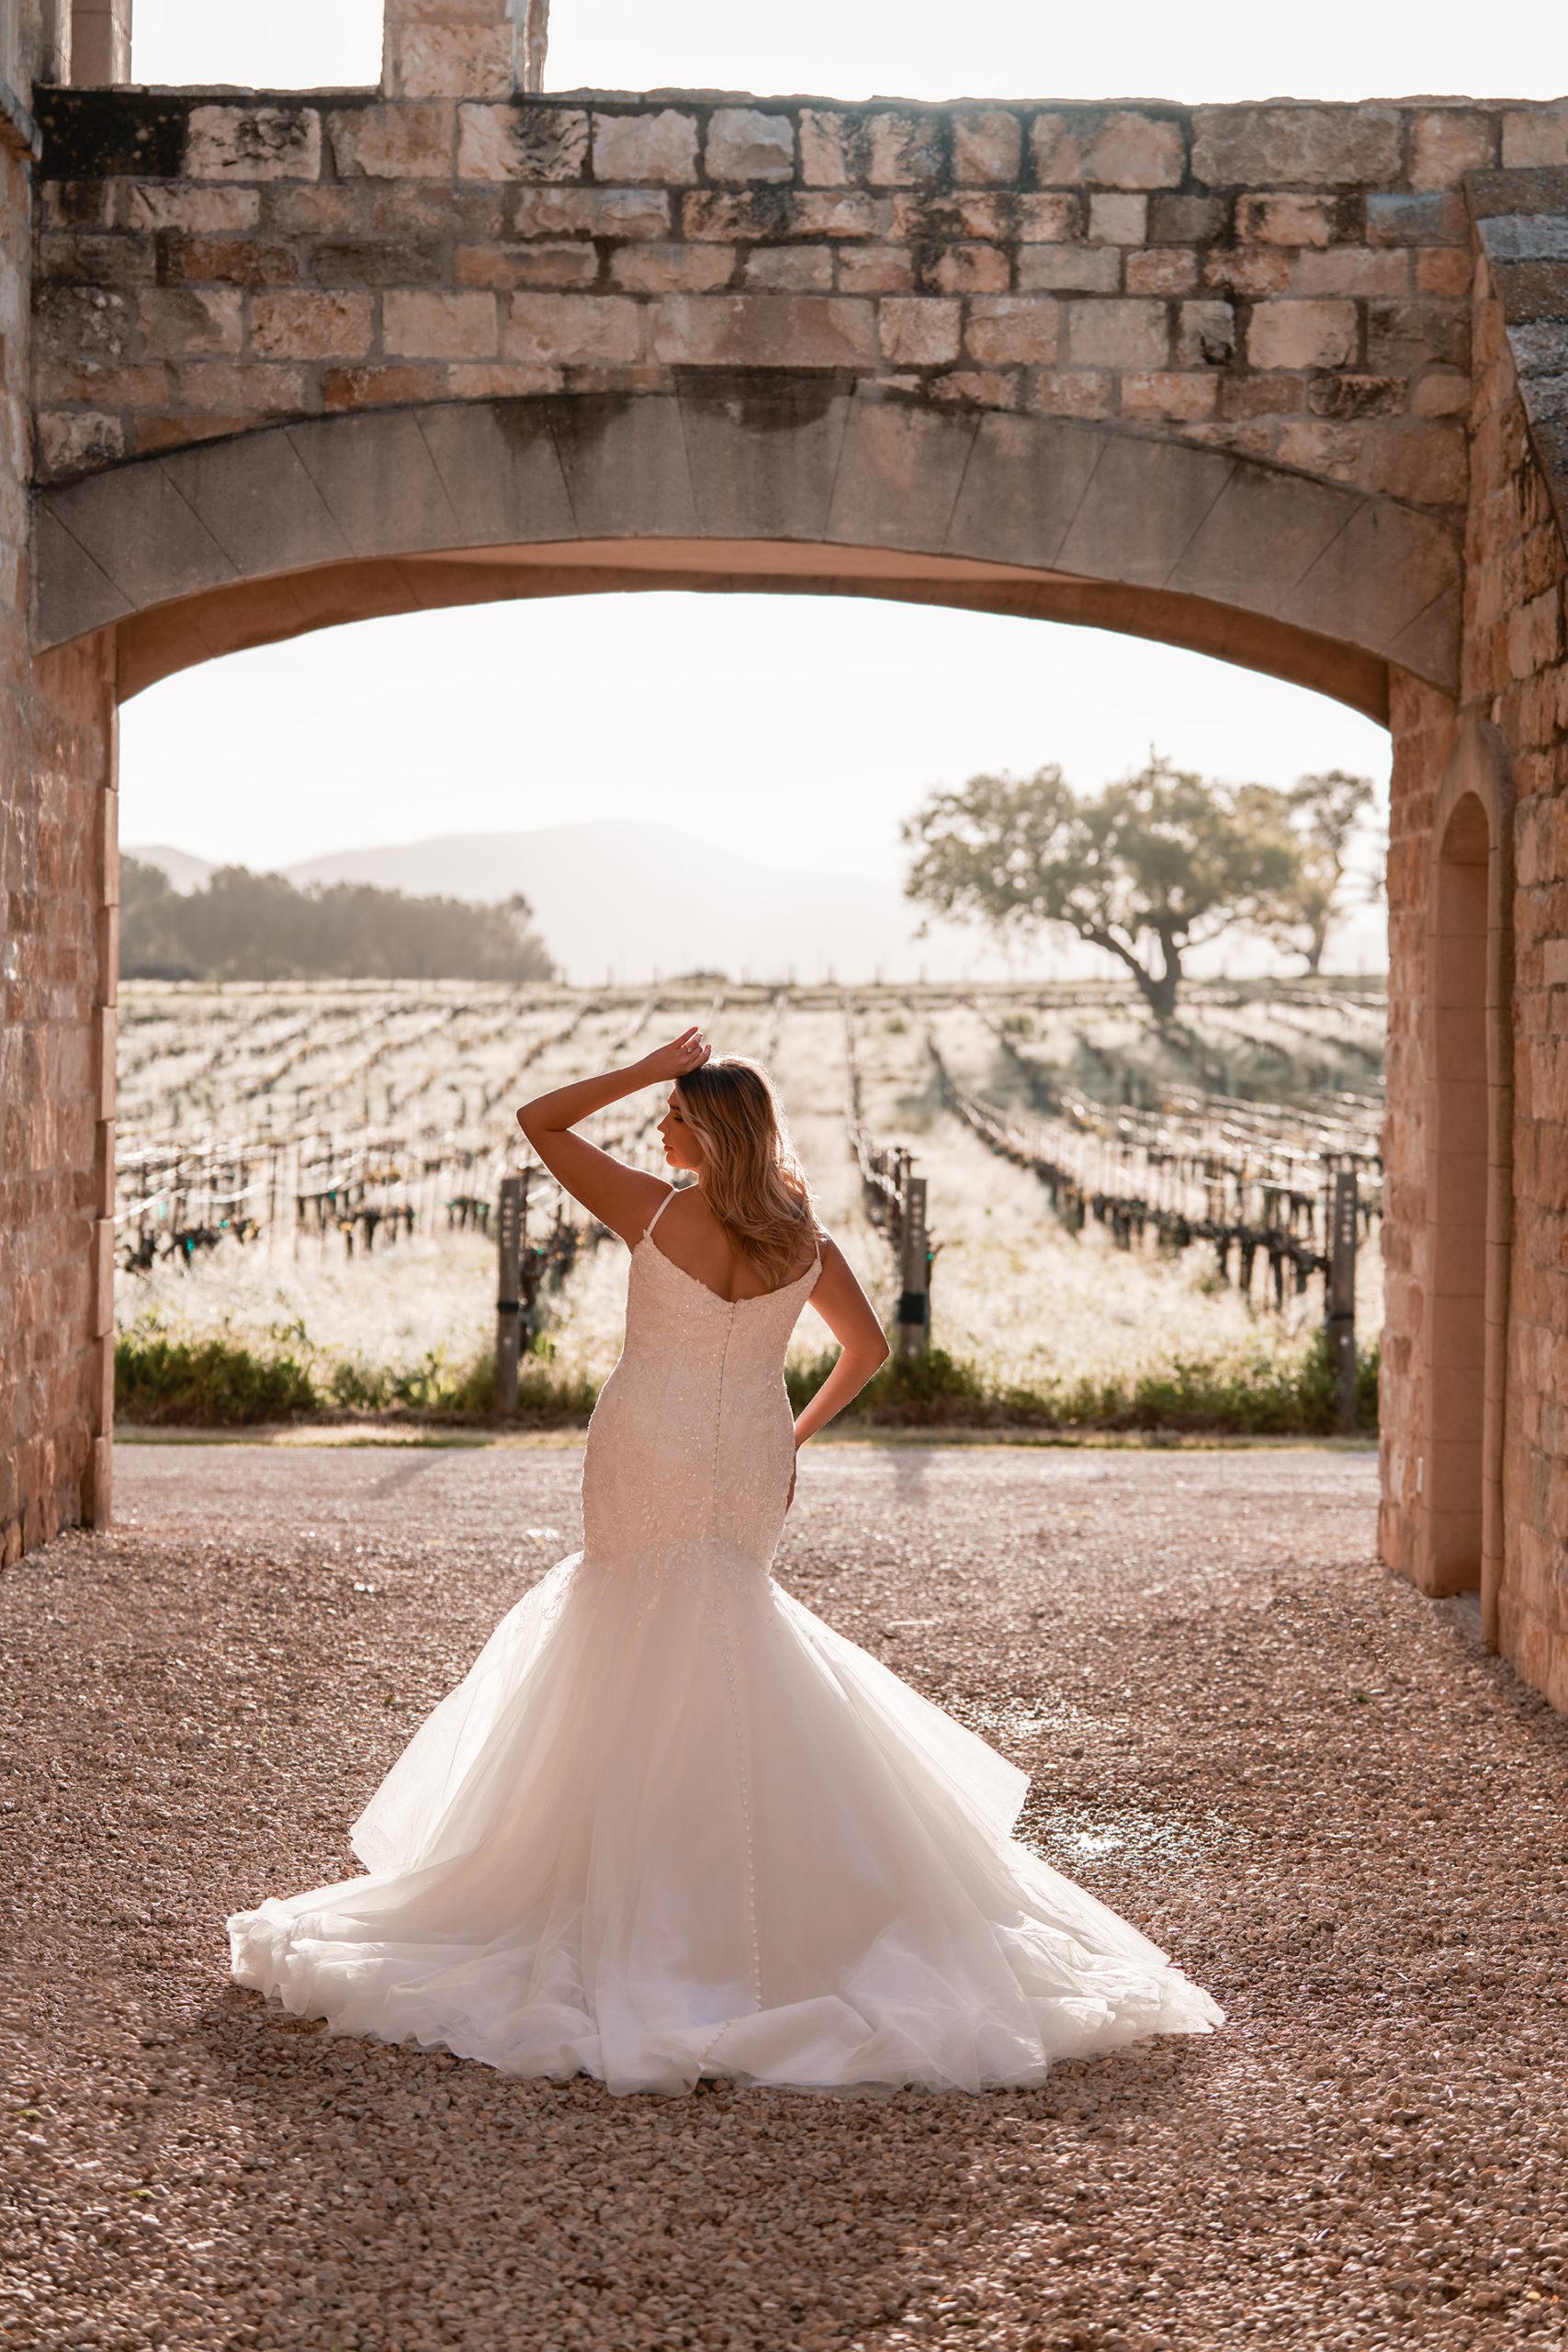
[[1464, 245, 1568, 1706], [31, 90, 1568, 521], [1, 7, 116, 1567]]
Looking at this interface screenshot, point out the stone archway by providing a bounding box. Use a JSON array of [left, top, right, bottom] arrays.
[[35, 389, 1458, 717]]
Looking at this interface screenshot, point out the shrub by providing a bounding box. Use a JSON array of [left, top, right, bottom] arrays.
[[116, 1332, 317, 1425]]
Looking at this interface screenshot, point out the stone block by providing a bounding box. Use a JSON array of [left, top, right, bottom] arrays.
[[263, 186, 365, 235], [1247, 299, 1357, 370], [386, 25, 513, 97], [922, 245, 1010, 295], [1416, 247, 1473, 299], [591, 109, 698, 186], [36, 412, 125, 479], [1031, 110, 1185, 189], [964, 295, 1059, 366], [250, 290, 375, 358], [174, 361, 312, 414], [611, 244, 736, 294], [1366, 192, 1468, 248], [1064, 297, 1168, 368], [1201, 248, 1292, 298], [929, 369, 1018, 409], [158, 235, 303, 288], [1119, 370, 1217, 419], [1293, 247, 1410, 296], [1176, 300, 1236, 368], [953, 111, 1022, 185], [1125, 249, 1197, 296], [459, 240, 599, 288], [458, 103, 589, 181], [799, 111, 855, 187], [329, 104, 456, 180], [1307, 373, 1404, 420], [1366, 300, 1470, 371], [1149, 193, 1224, 244], [1502, 107, 1568, 168], [837, 245, 914, 294], [1411, 108, 1497, 187], [1236, 193, 1335, 248], [1016, 245, 1121, 294], [744, 247, 833, 293], [1190, 104, 1402, 186], [38, 234, 155, 289], [124, 185, 261, 232], [137, 287, 243, 356], [444, 362, 563, 398], [878, 298, 962, 365], [650, 294, 875, 369], [890, 193, 1012, 243], [513, 187, 669, 240], [1410, 368, 1472, 416], [705, 109, 795, 183], [322, 363, 454, 412], [187, 105, 322, 182], [1089, 194, 1146, 246], [867, 113, 942, 186], [1276, 419, 1361, 479], [503, 292, 645, 365], [383, 288, 499, 359], [793, 192, 881, 240], [1016, 195, 1080, 243], [311, 237, 446, 287]]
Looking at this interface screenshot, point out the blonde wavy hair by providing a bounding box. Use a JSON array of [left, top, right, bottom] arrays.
[[674, 1057, 819, 1286]]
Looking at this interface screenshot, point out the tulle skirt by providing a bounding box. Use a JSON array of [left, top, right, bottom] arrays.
[[227, 1550, 1223, 2094]]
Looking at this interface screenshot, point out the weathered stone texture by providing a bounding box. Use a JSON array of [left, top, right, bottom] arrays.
[[1, 107, 115, 1566], [28, 91, 1562, 514]]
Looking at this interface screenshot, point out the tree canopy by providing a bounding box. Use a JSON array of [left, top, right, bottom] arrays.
[[902, 757, 1305, 1018], [1272, 769, 1381, 974], [120, 859, 555, 984]]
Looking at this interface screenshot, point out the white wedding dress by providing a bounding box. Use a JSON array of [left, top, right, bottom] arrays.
[[228, 1190, 1224, 2093]]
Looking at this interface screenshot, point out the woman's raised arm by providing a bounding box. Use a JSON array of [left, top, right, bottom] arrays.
[[515, 1026, 709, 1246]]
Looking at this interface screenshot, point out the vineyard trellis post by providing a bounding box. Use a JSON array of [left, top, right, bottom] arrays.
[[1327, 1166, 1359, 1434], [495, 1171, 525, 1418], [897, 1174, 931, 1359]]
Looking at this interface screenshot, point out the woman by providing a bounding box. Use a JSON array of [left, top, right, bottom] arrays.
[[229, 1027, 1223, 2093]]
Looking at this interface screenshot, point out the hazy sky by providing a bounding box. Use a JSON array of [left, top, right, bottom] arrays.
[[119, 3, 1562, 967]]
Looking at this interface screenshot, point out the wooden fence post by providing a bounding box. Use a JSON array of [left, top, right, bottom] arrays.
[[495, 1171, 525, 1417], [1327, 1165, 1358, 1434], [897, 1173, 930, 1358]]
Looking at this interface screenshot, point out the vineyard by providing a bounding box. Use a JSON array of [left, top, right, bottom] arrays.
[[113, 976, 1384, 1430]]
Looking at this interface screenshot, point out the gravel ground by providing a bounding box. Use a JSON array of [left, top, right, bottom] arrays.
[[4, 1439, 1567, 2352]]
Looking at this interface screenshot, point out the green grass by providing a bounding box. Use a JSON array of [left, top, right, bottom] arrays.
[[787, 1329, 1379, 1437], [118, 1326, 1378, 1437]]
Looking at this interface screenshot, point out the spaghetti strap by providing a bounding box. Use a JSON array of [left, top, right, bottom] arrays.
[[643, 1185, 678, 1240]]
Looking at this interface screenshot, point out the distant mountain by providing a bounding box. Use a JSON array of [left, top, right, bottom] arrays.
[[282, 820, 1013, 986], [125, 842, 215, 894]]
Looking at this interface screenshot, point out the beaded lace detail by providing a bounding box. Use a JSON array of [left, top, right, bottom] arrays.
[[580, 1194, 821, 1621]]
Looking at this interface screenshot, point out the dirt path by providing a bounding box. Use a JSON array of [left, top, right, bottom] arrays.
[[4, 1442, 1566, 2350]]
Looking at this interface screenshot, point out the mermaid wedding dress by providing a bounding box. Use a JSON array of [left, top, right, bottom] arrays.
[[228, 1189, 1224, 2093]]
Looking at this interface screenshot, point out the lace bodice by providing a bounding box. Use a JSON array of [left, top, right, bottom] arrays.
[[580, 1190, 821, 1585]]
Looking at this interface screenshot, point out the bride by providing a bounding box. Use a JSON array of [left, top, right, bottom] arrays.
[[229, 1027, 1224, 2093]]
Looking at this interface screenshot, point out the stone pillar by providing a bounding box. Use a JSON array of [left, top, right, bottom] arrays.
[[1377, 670, 1453, 1585], [69, 0, 130, 85], [381, 0, 522, 98]]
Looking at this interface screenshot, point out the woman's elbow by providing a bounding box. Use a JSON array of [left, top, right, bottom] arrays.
[[515, 1102, 542, 1141]]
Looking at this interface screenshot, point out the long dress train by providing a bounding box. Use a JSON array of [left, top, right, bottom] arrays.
[[228, 1190, 1224, 2093]]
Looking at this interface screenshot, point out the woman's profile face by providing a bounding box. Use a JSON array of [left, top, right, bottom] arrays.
[[657, 1090, 704, 1172]]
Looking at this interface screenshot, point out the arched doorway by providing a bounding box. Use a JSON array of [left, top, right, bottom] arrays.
[[1420, 739, 1513, 1628]]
